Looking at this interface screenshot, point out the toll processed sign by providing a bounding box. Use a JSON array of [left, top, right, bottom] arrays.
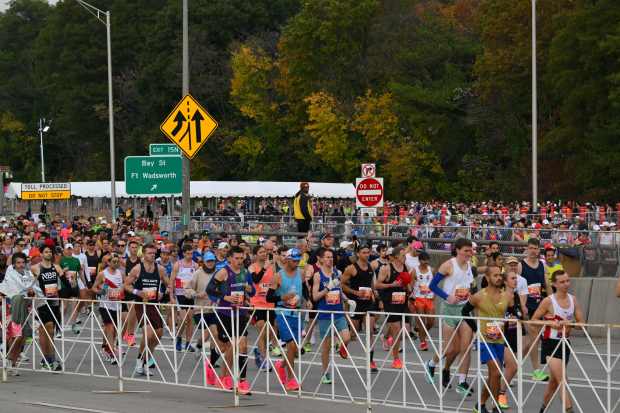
[[21, 183, 71, 200], [160, 94, 218, 159], [124, 156, 182, 195]]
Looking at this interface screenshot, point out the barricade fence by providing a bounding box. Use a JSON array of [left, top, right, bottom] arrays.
[[2, 297, 620, 413]]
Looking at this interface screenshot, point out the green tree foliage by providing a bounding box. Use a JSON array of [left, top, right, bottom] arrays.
[[0, 0, 616, 200]]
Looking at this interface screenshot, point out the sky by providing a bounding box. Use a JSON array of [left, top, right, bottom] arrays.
[[0, 0, 59, 12]]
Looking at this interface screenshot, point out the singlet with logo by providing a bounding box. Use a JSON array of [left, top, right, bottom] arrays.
[[249, 263, 275, 309], [414, 265, 434, 299], [442, 258, 474, 305], [38, 264, 60, 306], [217, 265, 250, 316], [133, 262, 161, 303], [478, 289, 508, 344], [543, 294, 575, 340], [317, 268, 344, 320], [175, 260, 197, 296], [276, 268, 303, 317], [102, 268, 124, 311], [521, 259, 546, 308]]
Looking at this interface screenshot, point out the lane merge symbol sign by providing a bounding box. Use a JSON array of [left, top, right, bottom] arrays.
[[160, 94, 218, 159], [356, 177, 384, 208]]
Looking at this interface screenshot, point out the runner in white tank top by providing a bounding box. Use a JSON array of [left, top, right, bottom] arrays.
[[170, 245, 198, 352], [92, 254, 124, 363], [531, 270, 584, 413], [443, 257, 474, 304]]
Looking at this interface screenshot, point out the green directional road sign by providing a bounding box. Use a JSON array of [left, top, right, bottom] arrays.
[[149, 143, 181, 157], [124, 156, 182, 195]]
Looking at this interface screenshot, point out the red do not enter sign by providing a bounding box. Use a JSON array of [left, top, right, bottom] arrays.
[[356, 177, 384, 208]]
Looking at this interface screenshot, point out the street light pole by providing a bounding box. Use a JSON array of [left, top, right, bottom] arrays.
[[181, 0, 191, 234], [76, 0, 116, 220], [39, 118, 46, 183], [532, 0, 538, 212]]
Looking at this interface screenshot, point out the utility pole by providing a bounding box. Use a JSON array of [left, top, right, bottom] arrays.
[[181, 0, 191, 234]]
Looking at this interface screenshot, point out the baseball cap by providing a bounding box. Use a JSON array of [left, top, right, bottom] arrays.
[[505, 256, 519, 265], [320, 232, 333, 241], [201, 230, 210, 237], [412, 241, 424, 251], [203, 251, 216, 261], [64, 243, 74, 249], [340, 240, 353, 249], [217, 242, 230, 250], [284, 248, 302, 261]]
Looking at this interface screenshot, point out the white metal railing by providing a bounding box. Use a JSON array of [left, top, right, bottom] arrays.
[[1, 297, 618, 412]]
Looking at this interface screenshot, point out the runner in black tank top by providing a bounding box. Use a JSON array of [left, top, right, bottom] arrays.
[[124, 244, 166, 376], [33, 245, 64, 371], [341, 245, 378, 371], [121, 246, 141, 346]]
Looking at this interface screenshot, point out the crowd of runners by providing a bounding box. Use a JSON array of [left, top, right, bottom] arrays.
[[0, 214, 587, 413]]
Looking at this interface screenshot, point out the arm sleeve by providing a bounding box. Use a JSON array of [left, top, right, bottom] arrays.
[[251, 268, 265, 284], [266, 288, 281, 304], [206, 278, 224, 298], [461, 301, 477, 332], [429, 272, 449, 301]]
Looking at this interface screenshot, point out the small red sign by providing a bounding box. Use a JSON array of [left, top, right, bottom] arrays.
[[356, 177, 383, 208]]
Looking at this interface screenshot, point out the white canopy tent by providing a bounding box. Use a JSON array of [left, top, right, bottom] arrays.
[[6, 181, 355, 199]]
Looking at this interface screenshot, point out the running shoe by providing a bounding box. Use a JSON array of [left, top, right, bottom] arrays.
[[303, 342, 312, 353], [134, 360, 145, 376], [473, 403, 490, 413], [321, 372, 332, 384], [370, 360, 378, 373], [71, 323, 81, 335], [424, 360, 436, 384], [237, 379, 251, 395], [125, 334, 136, 347], [176, 337, 183, 352], [391, 358, 403, 369], [185, 342, 196, 353], [19, 352, 30, 362], [219, 375, 233, 390], [253, 348, 264, 369], [8, 367, 20, 377], [146, 357, 156, 369], [271, 346, 282, 357], [532, 369, 549, 382], [456, 381, 474, 397], [25, 337, 33, 345], [274, 360, 287, 384], [205, 361, 217, 386], [419, 340, 429, 351], [338, 343, 348, 359], [100, 349, 111, 362], [497, 393, 509, 410], [442, 369, 452, 389], [285, 377, 300, 391]]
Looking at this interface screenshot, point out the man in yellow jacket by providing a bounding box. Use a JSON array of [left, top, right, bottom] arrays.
[[293, 182, 313, 233]]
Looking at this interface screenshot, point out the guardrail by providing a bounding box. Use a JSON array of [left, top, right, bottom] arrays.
[[2, 297, 619, 412]]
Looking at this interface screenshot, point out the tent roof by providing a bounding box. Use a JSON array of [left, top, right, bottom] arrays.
[[7, 181, 355, 199]]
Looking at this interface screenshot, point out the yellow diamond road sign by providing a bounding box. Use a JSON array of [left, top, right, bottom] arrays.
[[160, 94, 218, 159]]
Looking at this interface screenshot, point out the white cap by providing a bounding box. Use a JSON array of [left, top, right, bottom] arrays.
[[217, 242, 230, 250], [64, 243, 74, 249], [602, 222, 610, 227], [593, 224, 601, 231], [0, 217, 6, 222], [611, 223, 617, 227], [127, 231, 136, 236], [340, 240, 353, 249], [542, 219, 550, 225]]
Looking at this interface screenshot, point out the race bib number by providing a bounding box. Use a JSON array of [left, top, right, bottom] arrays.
[[45, 283, 58, 298], [108, 288, 124, 301], [143, 287, 158, 301], [455, 287, 470, 302], [259, 282, 271, 296], [528, 283, 541, 299], [419, 283, 431, 295], [88, 267, 97, 278], [391, 292, 406, 305], [485, 322, 502, 341], [326, 291, 341, 305], [175, 278, 184, 289], [359, 287, 372, 300]]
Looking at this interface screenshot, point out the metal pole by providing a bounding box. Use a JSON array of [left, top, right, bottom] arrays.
[[0, 171, 4, 216], [39, 118, 45, 183], [531, 0, 538, 211], [106, 11, 117, 221], [181, 0, 190, 235]]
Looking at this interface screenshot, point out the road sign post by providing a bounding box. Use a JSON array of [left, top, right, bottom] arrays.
[[355, 177, 384, 208], [124, 156, 182, 195]]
